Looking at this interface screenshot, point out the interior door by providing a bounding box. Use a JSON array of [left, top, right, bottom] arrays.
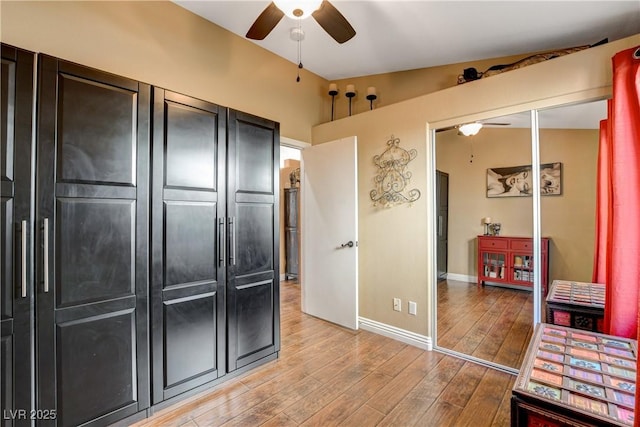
[[301, 137, 358, 330], [36, 56, 150, 426], [150, 88, 226, 403]]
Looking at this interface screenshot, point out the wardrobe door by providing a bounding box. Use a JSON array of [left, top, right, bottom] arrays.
[[226, 110, 280, 371], [35, 56, 150, 426], [151, 89, 226, 403], [1, 44, 34, 427]]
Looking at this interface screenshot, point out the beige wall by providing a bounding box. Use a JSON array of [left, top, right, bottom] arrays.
[[540, 129, 599, 283], [327, 53, 540, 121], [437, 127, 598, 284], [0, 0, 325, 142], [312, 35, 640, 337]]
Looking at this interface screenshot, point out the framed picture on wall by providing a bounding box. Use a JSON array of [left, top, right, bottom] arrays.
[[487, 162, 562, 197]]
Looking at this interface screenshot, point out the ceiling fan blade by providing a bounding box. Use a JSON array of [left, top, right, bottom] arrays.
[[482, 122, 510, 126], [312, 0, 356, 44], [246, 2, 284, 40], [436, 126, 457, 133]]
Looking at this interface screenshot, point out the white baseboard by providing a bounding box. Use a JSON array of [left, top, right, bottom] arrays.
[[279, 274, 286, 281], [444, 273, 477, 283], [358, 317, 432, 351]]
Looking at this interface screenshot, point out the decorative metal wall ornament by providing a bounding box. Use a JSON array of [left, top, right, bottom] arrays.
[[370, 136, 421, 207], [289, 167, 300, 187]]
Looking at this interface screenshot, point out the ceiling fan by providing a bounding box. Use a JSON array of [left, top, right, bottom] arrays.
[[246, 0, 356, 44], [436, 121, 510, 136]]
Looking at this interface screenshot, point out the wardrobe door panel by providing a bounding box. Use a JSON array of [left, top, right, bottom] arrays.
[[151, 89, 225, 403], [0, 198, 13, 319], [57, 310, 136, 427], [1, 332, 12, 426], [236, 204, 274, 276], [56, 199, 135, 306], [236, 281, 274, 358], [36, 55, 150, 426], [57, 74, 136, 186], [227, 110, 279, 371], [165, 102, 217, 190], [164, 294, 217, 387], [1, 44, 34, 427], [164, 202, 216, 286], [1, 55, 15, 182], [236, 124, 274, 194]]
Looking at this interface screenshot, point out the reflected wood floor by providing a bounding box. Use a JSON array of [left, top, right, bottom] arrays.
[[437, 279, 534, 370], [132, 281, 516, 427]]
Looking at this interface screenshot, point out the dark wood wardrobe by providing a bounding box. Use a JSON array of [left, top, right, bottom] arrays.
[[1, 45, 280, 427]]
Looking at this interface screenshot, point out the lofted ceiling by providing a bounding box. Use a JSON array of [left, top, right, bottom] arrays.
[[173, 0, 640, 81]]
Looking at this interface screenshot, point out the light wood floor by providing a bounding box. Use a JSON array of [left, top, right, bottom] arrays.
[[437, 279, 534, 369], [132, 281, 516, 426]]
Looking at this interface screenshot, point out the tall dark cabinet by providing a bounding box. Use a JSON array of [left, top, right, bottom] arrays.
[[150, 91, 280, 404], [150, 89, 227, 403], [0, 44, 280, 426], [1, 45, 35, 427], [36, 55, 151, 426], [284, 188, 299, 281], [226, 110, 280, 371]]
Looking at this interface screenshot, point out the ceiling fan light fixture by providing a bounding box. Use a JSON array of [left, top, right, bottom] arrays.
[[273, 0, 322, 20], [458, 122, 483, 136]]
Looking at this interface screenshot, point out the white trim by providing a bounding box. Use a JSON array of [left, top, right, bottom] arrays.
[[279, 274, 286, 281], [444, 273, 477, 283], [280, 136, 311, 149], [359, 317, 432, 351]]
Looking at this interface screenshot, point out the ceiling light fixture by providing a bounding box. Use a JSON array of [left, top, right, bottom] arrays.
[[458, 122, 483, 136], [273, 0, 322, 20]]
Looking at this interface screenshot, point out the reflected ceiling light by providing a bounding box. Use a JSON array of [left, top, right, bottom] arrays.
[[273, 0, 322, 19], [458, 122, 483, 136]]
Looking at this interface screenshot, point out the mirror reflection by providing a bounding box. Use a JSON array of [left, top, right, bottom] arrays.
[[434, 99, 608, 371], [539, 100, 607, 327], [435, 111, 533, 370]]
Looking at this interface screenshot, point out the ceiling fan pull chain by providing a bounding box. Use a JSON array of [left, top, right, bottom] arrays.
[[296, 20, 303, 82]]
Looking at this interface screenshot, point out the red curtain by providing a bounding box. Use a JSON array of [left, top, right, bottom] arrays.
[[595, 46, 640, 340], [593, 105, 611, 285], [593, 45, 640, 427]]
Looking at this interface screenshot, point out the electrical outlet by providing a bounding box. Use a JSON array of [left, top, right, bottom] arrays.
[[408, 301, 417, 315], [393, 298, 401, 312]]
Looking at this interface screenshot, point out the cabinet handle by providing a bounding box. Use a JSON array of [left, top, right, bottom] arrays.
[[438, 216, 443, 236], [218, 217, 225, 266], [43, 218, 49, 293], [229, 217, 236, 266], [21, 220, 27, 298]]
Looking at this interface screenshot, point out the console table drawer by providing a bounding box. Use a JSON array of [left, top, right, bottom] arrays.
[[479, 238, 508, 250], [510, 239, 533, 251]]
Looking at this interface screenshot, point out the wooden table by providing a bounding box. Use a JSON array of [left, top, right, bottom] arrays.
[[512, 323, 636, 426], [546, 280, 605, 332]]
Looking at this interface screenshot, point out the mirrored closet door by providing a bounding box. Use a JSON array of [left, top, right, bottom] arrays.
[[434, 111, 536, 371], [433, 99, 609, 372]]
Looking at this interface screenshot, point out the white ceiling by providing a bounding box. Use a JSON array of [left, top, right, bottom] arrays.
[[174, 0, 640, 81]]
